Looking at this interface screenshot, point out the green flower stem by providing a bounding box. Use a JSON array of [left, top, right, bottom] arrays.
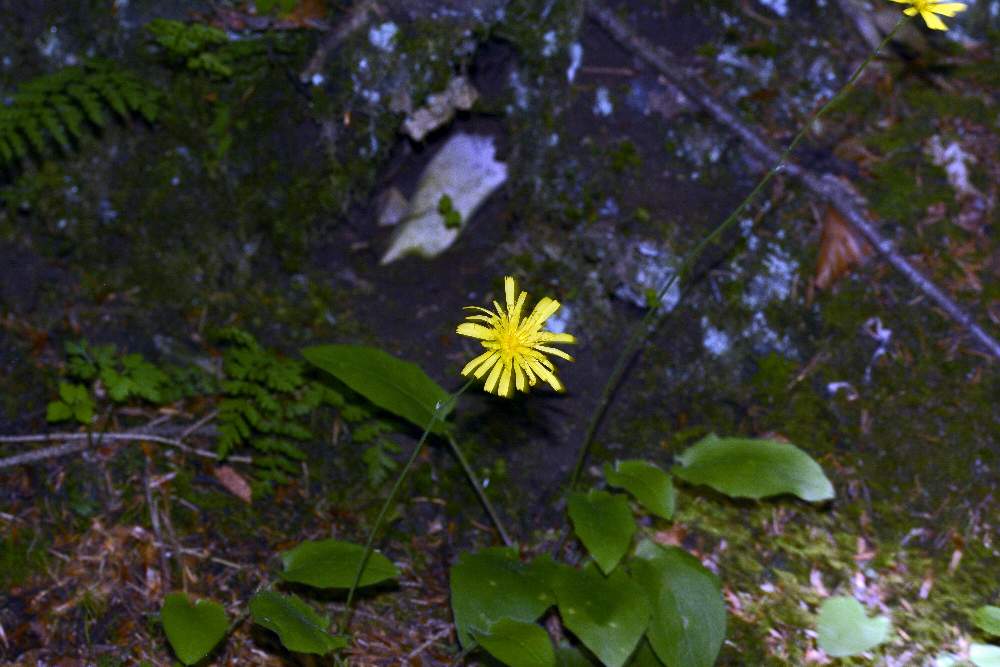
[[565, 16, 908, 493], [446, 433, 513, 547], [341, 378, 476, 629]]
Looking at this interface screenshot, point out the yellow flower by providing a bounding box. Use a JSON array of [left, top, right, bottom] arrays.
[[889, 0, 967, 31], [457, 276, 575, 397]]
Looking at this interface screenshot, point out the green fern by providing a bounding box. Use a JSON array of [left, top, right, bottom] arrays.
[[215, 329, 344, 487], [0, 60, 158, 167]]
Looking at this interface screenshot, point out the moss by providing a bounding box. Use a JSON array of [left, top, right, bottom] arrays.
[[0, 527, 50, 588]]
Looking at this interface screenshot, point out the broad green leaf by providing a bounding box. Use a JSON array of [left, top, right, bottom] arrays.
[[553, 565, 651, 667], [556, 644, 599, 666], [474, 618, 555, 667], [673, 435, 834, 502], [280, 539, 398, 589], [161, 592, 228, 665], [632, 540, 725, 667], [974, 606, 1000, 637], [46, 401, 72, 422], [302, 345, 451, 434], [567, 490, 636, 575], [605, 460, 675, 520], [450, 548, 556, 648], [249, 591, 347, 655], [816, 596, 891, 657], [971, 644, 1000, 667], [626, 640, 667, 666]]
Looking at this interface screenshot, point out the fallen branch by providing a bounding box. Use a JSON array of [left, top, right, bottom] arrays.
[[299, 0, 380, 83], [586, 1, 1000, 361], [0, 430, 251, 469]]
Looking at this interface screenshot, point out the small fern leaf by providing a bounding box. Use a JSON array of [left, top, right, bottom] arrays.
[[19, 115, 47, 154], [53, 96, 85, 139], [39, 106, 71, 151], [67, 83, 105, 127], [92, 74, 128, 118]]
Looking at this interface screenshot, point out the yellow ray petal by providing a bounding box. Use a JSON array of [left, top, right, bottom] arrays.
[[462, 349, 496, 376], [533, 331, 576, 345], [524, 297, 560, 328], [514, 362, 526, 392], [473, 351, 501, 378], [929, 2, 966, 16], [535, 345, 574, 361], [483, 360, 504, 394], [920, 9, 948, 29], [509, 290, 527, 329], [497, 362, 513, 397], [457, 322, 498, 340], [504, 277, 517, 316]]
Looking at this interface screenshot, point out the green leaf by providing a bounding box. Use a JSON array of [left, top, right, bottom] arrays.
[[553, 565, 651, 667], [673, 434, 834, 502], [46, 401, 73, 422], [556, 644, 599, 666], [58, 381, 85, 404], [971, 644, 1000, 667], [249, 591, 347, 655], [626, 640, 667, 666], [974, 607, 1000, 637], [604, 460, 675, 520], [450, 548, 556, 648], [279, 539, 399, 589], [567, 490, 635, 575], [72, 400, 94, 424], [631, 540, 725, 667], [816, 596, 891, 657], [302, 345, 451, 434], [474, 618, 555, 667], [160, 592, 229, 665]]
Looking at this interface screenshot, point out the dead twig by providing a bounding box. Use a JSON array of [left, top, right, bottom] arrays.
[[0, 430, 251, 469], [586, 1, 1000, 361], [144, 456, 173, 590], [405, 623, 454, 662], [299, 0, 380, 83]]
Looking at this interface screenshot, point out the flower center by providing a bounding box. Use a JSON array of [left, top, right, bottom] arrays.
[[499, 326, 523, 358]]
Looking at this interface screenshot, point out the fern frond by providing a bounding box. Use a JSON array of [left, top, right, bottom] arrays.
[[0, 60, 159, 167]]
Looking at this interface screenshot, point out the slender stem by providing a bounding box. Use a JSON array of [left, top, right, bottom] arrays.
[[446, 434, 513, 547], [340, 379, 474, 630], [565, 15, 907, 492]]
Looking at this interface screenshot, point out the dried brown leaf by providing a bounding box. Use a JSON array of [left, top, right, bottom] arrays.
[[814, 207, 873, 291], [213, 465, 252, 504]]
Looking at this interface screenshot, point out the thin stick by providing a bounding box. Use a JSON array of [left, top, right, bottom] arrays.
[[299, 0, 379, 83], [0, 432, 251, 465], [586, 2, 1000, 360], [446, 434, 513, 547], [144, 457, 172, 588], [0, 441, 89, 469]]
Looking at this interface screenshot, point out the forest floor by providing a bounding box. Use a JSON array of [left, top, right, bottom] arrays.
[[1, 0, 998, 665]]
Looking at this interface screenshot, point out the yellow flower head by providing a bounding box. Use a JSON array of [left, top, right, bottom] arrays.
[[457, 276, 576, 397], [889, 0, 967, 31]]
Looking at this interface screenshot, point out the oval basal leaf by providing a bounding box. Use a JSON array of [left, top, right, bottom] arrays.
[[249, 591, 347, 655], [161, 592, 229, 666], [631, 540, 725, 667], [604, 459, 675, 520], [474, 618, 555, 667], [280, 539, 398, 589], [816, 596, 891, 657], [302, 344, 451, 434], [673, 434, 834, 502], [567, 490, 636, 575]]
